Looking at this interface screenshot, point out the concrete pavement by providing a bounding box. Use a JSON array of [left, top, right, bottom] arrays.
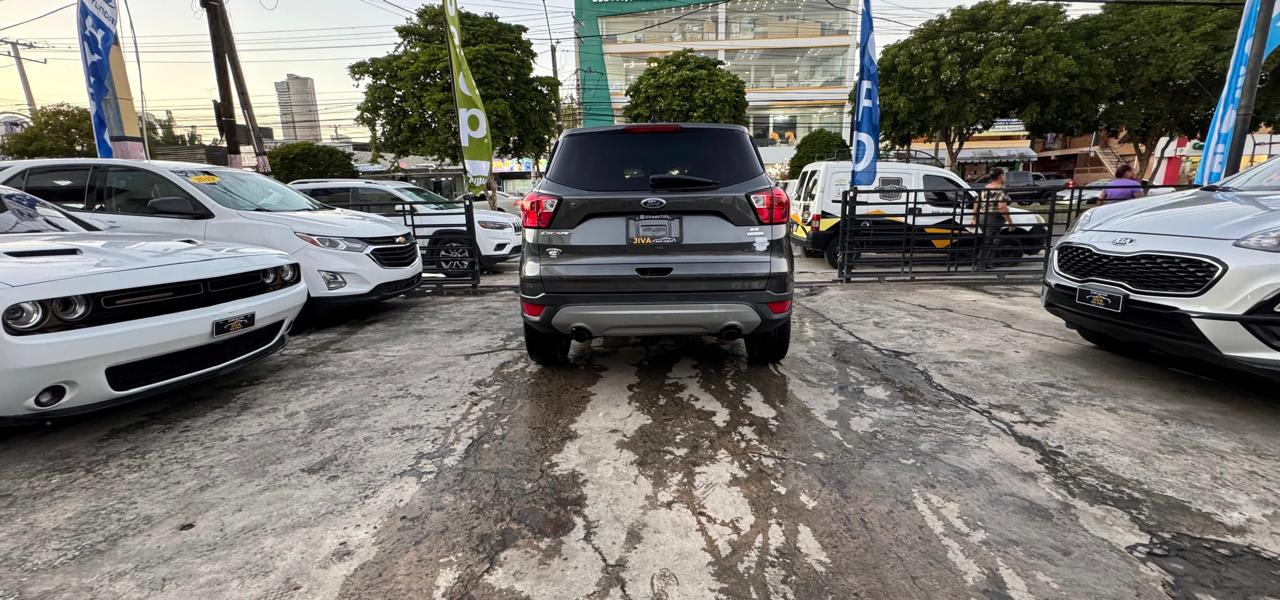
[[1, 284, 1278, 599]]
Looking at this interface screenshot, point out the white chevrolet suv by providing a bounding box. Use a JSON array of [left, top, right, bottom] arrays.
[[290, 179, 522, 270], [1044, 156, 1280, 376], [0, 160, 423, 305]]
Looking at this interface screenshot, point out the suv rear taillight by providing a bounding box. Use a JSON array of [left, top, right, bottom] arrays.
[[522, 192, 560, 229], [748, 187, 790, 225], [809, 212, 821, 230]]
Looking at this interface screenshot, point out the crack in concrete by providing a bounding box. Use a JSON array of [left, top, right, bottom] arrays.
[[798, 301, 1280, 598], [892, 299, 1085, 346]]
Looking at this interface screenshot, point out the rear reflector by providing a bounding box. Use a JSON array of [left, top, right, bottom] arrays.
[[623, 124, 684, 134], [521, 302, 546, 318], [521, 192, 560, 229], [767, 300, 793, 315], [748, 187, 790, 225]]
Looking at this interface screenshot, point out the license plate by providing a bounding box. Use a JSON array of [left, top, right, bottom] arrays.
[[213, 313, 256, 337], [1075, 287, 1124, 313], [628, 216, 682, 245]]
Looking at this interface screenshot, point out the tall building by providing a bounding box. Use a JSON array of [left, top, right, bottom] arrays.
[[274, 74, 321, 143], [574, 0, 855, 165]]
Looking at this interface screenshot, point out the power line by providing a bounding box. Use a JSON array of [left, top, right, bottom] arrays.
[[0, 3, 75, 33]]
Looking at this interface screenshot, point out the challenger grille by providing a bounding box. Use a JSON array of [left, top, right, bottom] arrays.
[[105, 321, 285, 392], [1054, 245, 1222, 296]]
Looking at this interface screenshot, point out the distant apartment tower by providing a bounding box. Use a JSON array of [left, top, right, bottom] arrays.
[[274, 74, 321, 142]]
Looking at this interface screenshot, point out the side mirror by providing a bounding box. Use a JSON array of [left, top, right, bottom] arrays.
[[146, 196, 204, 217]]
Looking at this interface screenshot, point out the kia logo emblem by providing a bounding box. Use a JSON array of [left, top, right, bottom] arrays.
[[1112, 237, 1136, 246], [641, 198, 667, 209]]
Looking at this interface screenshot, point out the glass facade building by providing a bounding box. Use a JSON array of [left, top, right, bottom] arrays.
[[575, 0, 855, 164]]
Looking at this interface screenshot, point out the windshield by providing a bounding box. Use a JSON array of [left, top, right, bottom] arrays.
[[175, 169, 330, 212], [545, 128, 764, 192], [1217, 156, 1280, 190], [0, 192, 94, 235], [400, 186, 461, 209]]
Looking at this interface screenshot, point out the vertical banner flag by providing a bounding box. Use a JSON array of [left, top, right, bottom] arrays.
[[443, 0, 493, 194], [78, 0, 119, 158], [851, 0, 879, 187], [1197, 0, 1266, 184]]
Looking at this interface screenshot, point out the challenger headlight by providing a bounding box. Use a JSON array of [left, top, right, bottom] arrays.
[[3, 301, 46, 332], [477, 220, 513, 231], [1236, 227, 1280, 252], [279, 263, 299, 283], [51, 295, 91, 321], [296, 233, 369, 252], [1066, 209, 1095, 234]]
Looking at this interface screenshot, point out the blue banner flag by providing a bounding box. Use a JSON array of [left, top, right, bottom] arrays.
[[1197, 0, 1265, 184], [851, 0, 879, 187], [78, 0, 119, 159], [1266, 4, 1280, 57]]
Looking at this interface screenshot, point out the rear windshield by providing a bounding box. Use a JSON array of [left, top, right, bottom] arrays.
[[545, 128, 764, 192]]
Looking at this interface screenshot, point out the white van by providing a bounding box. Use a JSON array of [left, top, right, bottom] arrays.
[[0, 159, 424, 304], [790, 161, 1046, 267]]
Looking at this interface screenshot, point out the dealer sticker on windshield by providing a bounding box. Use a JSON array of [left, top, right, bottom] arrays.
[[189, 175, 220, 184], [1076, 287, 1124, 313]]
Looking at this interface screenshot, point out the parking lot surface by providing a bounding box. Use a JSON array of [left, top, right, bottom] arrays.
[[2, 283, 1279, 600]]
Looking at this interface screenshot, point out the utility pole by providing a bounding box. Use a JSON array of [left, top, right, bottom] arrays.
[[199, 0, 269, 171], [1226, 0, 1277, 177], [2, 40, 42, 115], [541, 0, 563, 132]]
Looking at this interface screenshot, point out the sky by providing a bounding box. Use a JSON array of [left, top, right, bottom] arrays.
[[0, 0, 1099, 143]]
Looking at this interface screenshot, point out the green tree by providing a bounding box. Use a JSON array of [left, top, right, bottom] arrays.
[[267, 142, 358, 183], [623, 50, 748, 125], [1080, 5, 1248, 177], [145, 114, 202, 147], [788, 129, 849, 179], [0, 104, 95, 159], [877, 0, 1101, 169], [349, 5, 559, 163]]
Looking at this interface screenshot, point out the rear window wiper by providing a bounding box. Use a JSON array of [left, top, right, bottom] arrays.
[[649, 174, 719, 189]]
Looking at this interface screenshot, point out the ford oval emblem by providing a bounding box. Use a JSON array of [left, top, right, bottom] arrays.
[[1112, 237, 1136, 246], [641, 198, 667, 210]]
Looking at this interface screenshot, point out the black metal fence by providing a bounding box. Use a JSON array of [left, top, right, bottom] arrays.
[[322, 194, 482, 290], [833, 183, 1199, 281]]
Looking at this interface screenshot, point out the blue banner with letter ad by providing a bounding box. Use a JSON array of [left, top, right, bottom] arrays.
[[1198, 0, 1263, 185], [1266, 3, 1280, 57], [851, 0, 879, 187], [78, 0, 119, 159]]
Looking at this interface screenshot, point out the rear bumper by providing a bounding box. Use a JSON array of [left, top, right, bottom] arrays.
[[480, 244, 522, 267], [792, 227, 836, 251], [522, 290, 792, 336]]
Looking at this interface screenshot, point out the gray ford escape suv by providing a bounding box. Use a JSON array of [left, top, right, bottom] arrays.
[[519, 123, 794, 365]]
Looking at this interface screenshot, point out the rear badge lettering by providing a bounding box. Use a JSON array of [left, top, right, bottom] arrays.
[[746, 228, 765, 237]]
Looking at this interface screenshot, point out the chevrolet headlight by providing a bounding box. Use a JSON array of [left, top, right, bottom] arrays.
[[1236, 227, 1280, 252], [477, 220, 513, 230], [296, 233, 369, 252], [1066, 209, 1094, 234]]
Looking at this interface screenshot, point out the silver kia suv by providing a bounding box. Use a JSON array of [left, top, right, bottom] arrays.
[[518, 123, 794, 365]]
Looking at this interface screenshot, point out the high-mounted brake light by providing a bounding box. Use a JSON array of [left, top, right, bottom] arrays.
[[748, 187, 790, 225], [623, 124, 684, 134], [521, 192, 561, 229]]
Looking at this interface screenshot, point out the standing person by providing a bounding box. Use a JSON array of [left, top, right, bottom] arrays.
[[1099, 165, 1145, 203], [975, 167, 1015, 269]]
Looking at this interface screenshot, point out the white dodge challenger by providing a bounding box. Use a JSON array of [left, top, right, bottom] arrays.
[[0, 186, 308, 418]]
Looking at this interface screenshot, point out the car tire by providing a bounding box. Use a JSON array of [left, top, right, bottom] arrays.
[[746, 318, 791, 364], [525, 323, 571, 366], [426, 234, 473, 278], [823, 239, 857, 269]]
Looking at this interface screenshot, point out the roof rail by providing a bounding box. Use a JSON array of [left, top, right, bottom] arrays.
[[287, 178, 384, 185]]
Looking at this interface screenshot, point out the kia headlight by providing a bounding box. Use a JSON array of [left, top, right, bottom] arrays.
[[1066, 209, 1095, 234], [296, 233, 369, 252], [477, 220, 513, 231], [1236, 227, 1280, 252]]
